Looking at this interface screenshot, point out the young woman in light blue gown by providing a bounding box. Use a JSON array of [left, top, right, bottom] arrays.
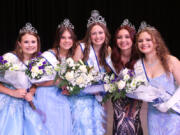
[[34, 19, 77, 135], [0, 23, 48, 135], [71, 10, 111, 135], [135, 22, 180, 135]]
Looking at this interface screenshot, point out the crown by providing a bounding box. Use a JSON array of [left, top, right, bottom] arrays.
[[58, 19, 74, 29], [121, 19, 135, 30], [19, 23, 38, 34], [87, 10, 106, 27], [138, 21, 155, 33]]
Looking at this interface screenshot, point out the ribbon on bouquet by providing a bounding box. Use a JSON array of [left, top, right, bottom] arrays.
[[26, 87, 47, 123]]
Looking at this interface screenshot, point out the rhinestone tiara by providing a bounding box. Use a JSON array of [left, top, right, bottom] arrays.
[[58, 19, 74, 29], [19, 23, 38, 34], [121, 19, 135, 30], [87, 10, 106, 28], [138, 21, 155, 33]]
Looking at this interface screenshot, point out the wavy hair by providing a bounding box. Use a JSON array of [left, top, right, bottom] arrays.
[[79, 22, 111, 72], [136, 28, 170, 74], [111, 25, 139, 74]]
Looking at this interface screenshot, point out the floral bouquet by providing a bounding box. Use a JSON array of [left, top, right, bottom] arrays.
[[0, 55, 24, 85], [103, 68, 145, 102], [0, 55, 11, 72], [56, 57, 103, 95], [25, 56, 58, 83]]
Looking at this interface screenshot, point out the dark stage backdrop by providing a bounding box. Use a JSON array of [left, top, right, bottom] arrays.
[[0, 0, 179, 58]]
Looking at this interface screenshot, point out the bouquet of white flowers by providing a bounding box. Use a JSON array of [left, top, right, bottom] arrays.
[[0, 55, 11, 72], [103, 68, 145, 102], [0, 54, 25, 86], [56, 57, 103, 95], [25, 55, 58, 83]]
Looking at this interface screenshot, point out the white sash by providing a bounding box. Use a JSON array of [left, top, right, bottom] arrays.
[[80, 43, 100, 72], [105, 54, 118, 75], [134, 59, 148, 84], [41, 50, 59, 68]]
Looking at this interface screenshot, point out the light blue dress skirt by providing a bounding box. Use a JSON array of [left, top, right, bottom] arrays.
[[35, 86, 72, 135], [69, 92, 105, 135], [0, 84, 48, 135]]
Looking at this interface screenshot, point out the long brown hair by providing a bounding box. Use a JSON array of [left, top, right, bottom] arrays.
[[80, 22, 111, 72], [111, 25, 139, 74], [52, 26, 77, 60], [14, 32, 41, 61], [136, 28, 170, 74]]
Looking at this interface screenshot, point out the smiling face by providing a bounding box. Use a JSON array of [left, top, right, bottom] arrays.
[[90, 24, 105, 47], [59, 30, 73, 51], [116, 28, 133, 51], [18, 33, 38, 56], [137, 31, 156, 55]]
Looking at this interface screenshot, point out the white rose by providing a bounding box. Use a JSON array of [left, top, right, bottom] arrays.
[[117, 80, 126, 90], [65, 71, 74, 81], [79, 65, 87, 73], [104, 84, 110, 92], [31, 66, 39, 73], [66, 58, 74, 67], [122, 68, 129, 75], [76, 76, 85, 85]]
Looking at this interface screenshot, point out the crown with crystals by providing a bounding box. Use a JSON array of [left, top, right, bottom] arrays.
[[58, 19, 74, 29], [87, 10, 106, 27], [121, 19, 135, 30], [137, 21, 155, 33], [19, 23, 38, 34]]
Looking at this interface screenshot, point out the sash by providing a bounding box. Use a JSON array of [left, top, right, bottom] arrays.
[[80, 43, 101, 72], [105, 54, 118, 76], [41, 50, 59, 69], [134, 59, 148, 84]]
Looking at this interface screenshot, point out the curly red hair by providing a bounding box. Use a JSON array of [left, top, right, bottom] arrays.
[[136, 28, 170, 74]]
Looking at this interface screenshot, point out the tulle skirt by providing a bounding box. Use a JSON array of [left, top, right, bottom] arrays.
[[35, 86, 72, 135], [148, 103, 180, 135], [0, 84, 48, 135], [69, 94, 105, 135]]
